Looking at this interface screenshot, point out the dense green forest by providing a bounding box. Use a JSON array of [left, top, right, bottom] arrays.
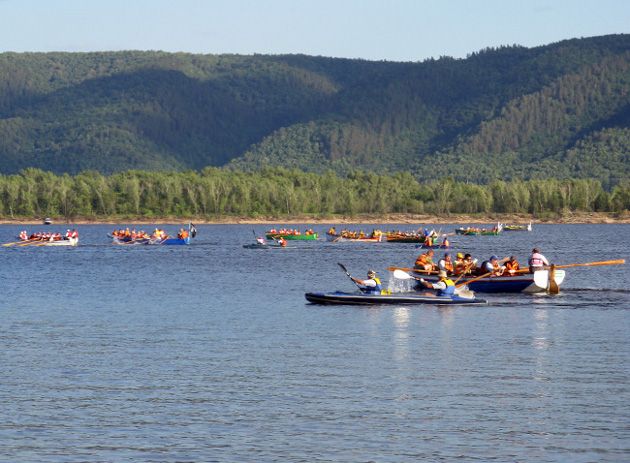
[[0, 35, 628, 186], [0, 168, 628, 220]]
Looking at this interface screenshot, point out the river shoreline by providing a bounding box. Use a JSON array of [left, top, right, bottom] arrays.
[[1, 212, 629, 225]]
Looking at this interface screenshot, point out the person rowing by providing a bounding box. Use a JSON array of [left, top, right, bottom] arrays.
[[438, 252, 454, 275], [350, 270, 383, 295], [414, 249, 436, 272], [528, 248, 550, 273], [416, 270, 456, 297], [479, 255, 505, 276], [505, 255, 520, 275]]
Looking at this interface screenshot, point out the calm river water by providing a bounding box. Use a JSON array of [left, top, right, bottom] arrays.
[[1, 223, 628, 462]]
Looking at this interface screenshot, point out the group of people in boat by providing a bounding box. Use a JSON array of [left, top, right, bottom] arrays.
[[111, 227, 190, 241], [19, 229, 78, 241], [352, 248, 551, 297], [413, 248, 550, 276], [268, 228, 315, 236], [327, 228, 382, 239]]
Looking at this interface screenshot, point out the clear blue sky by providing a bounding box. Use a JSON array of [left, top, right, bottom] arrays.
[[1, 0, 628, 61]]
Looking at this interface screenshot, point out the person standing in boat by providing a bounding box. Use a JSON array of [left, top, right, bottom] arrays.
[[417, 270, 456, 297], [351, 270, 383, 295], [528, 248, 549, 273]]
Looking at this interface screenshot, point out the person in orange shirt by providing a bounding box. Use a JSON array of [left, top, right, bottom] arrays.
[[505, 256, 520, 275], [414, 249, 436, 272]]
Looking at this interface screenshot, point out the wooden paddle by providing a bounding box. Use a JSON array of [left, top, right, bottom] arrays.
[[2, 239, 30, 247], [454, 271, 493, 289], [387, 266, 439, 275], [548, 264, 559, 294], [514, 259, 625, 274], [17, 239, 44, 247]]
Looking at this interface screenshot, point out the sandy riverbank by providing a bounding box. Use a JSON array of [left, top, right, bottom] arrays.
[[1, 212, 629, 225]]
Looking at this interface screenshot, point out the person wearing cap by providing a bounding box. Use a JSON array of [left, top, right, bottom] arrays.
[[505, 255, 520, 275], [351, 270, 383, 295], [417, 270, 456, 297], [480, 255, 505, 276], [438, 253, 454, 275], [528, 248, 549, 273]]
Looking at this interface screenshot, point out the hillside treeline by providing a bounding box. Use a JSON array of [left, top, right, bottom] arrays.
[[0, 168, 628, 220], [0, 35, 629, 185]]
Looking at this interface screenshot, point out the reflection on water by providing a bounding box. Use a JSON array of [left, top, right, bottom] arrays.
[[1, 223, 629, 462]]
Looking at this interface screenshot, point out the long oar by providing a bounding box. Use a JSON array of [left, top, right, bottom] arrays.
[[548, 264, 559, 294], [337, 263, 364, 290], [17, 239, 44, 247], [2, 239, 32, 247], [454, 271, 493, 289], [452, 263, 475, 285], [514, 259, 625, 274], [387, 266, 439, 275]]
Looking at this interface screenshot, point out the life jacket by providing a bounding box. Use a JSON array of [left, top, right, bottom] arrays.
[[437, 278, 455, 297], [529, 253, 545, 267], [506, 261, 519, 271], [415, 253, 433, 267], [440, 259, 454, 273], [363, 277, 383, 295]]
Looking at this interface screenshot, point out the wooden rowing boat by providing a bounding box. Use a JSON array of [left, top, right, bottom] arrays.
[[416, 269, 565, 293], [266, 232, 317, 240], [503, 222, 533, 231], [326, 232, 382, 242]]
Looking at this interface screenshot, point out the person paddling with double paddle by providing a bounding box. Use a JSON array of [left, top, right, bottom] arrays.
[[350, 270, 383, 295], [416, 270, 456, 297]]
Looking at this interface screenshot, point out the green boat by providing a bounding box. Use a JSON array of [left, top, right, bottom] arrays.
[[266, 230, 318, 240]]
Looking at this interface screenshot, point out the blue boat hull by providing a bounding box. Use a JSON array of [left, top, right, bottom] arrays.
[[305, 291, 486, 305]]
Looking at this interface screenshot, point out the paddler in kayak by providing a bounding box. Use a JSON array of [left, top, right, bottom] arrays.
[[350, 270, 383, 295], [416, 270, 456, 297]]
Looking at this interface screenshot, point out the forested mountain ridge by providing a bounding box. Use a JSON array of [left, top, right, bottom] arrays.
[[0, 34, 628, 185]]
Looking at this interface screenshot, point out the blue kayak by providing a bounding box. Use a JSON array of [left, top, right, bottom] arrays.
[[305, 291, 486, 305]]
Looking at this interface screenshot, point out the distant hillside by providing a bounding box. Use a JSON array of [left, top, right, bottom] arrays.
[[0, 35, 629, 186]]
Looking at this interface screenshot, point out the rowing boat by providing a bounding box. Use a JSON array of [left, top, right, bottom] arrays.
[[12, 237, 79, 247], [111, 235, 190, 245], [266, 232, 317, 240], [415, 269, 565, 293], [385, 233, 424, 243], [305, 291, 486, 305], [455, 227, 501, 235], [503, 222, 533, 231], [326, 232, 382, 242]]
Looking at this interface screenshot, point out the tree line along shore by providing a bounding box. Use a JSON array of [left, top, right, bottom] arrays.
[[0, 168, 628, 222]]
